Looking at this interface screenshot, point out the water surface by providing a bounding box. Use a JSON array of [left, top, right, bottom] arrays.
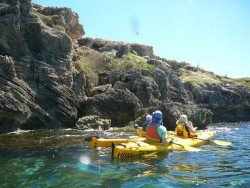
[[0, 123, 249, 187]]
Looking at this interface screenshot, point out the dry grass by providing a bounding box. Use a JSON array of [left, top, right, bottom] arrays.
[[180, 70, 221, 87], [233, 78, 250, 88]]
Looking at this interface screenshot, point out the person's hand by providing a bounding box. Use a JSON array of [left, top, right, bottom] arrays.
[[167, 138, 173, 144]]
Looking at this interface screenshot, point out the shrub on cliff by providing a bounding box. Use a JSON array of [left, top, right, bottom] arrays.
[[107, 53, 154, 73], [75, 48, 154, 91], [180, 70, 221, 87], [233, 78, 250, 89]]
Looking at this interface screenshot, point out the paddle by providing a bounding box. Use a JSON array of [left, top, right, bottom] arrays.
[[192, 137, 232, 146], [170, 141, 201, 152], [167, 132, 232, 147]]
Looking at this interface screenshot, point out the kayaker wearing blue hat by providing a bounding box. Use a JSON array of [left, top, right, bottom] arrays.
[[146, 110, 172, 144]]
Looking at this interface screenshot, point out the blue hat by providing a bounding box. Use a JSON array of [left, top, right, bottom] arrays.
[[151, 110, 163, 125], [153, 110, 162, 118]]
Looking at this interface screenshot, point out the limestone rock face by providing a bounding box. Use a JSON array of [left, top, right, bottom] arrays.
[[76, 115, 111, 130], [78, 38, 153, 58], [162, 102, 212, 130], [93, 65, 212, 129], [0, 0, 86, 133], [1, 0, 249, 134], [90, 84, 112, 96], [107, 71, 161, 107], [85, 89, 142, 127], [36, 6, 84, 40], [185, 82, 250, 123]]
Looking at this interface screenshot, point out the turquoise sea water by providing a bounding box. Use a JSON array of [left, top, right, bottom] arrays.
[[0, 122, 249, 188]]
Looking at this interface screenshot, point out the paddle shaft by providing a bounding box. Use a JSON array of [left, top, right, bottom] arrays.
[[169, 133, 231, 146], [170, 141, 201, 152], [194, 137, 212, 142]]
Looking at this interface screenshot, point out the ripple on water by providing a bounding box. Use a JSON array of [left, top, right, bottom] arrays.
[[0, 123, 249, 187]]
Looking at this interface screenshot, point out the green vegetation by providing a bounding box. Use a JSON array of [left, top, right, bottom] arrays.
[[107, 53, 154, 72], [74, 48, 104, 88], [35, 12, 53, 21], [35, 12, 63, 27], [180, 70, 221, 87], [75, 48, 154, 88], [233, 78, 250, 88], [180, 69, 250, 89]]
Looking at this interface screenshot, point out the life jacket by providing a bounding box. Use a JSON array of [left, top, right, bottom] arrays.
[[175, 122, 195, 138], [146, 124, 161, 142]]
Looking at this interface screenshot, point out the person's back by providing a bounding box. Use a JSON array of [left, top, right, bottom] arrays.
[[146, 110, 171, 144], [175, 115, 197, 138], [175, 122, 190, 138]]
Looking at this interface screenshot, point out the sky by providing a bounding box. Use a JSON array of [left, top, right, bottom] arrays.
[[33, 0, 250, 78]]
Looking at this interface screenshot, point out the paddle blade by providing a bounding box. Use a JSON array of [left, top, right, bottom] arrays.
[[141, 152, 158, 159], [183, 145, 201, 152], [171, 141, 201, 152], [212, 140, 232, 146]]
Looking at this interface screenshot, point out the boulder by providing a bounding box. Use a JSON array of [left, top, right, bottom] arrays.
[[84, 89, 142, 127], [76, 115, 111, 130], [90, 84, 112, 96]]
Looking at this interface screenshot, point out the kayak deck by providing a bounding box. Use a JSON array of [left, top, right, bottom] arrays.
[[88, 136, 147, 148], [87, 129, 217, 159], [113, 130, 216, 159], [168, 130, 216, 147]]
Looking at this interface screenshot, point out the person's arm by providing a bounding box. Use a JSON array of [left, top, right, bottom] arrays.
[[187, 121, 197, 132]]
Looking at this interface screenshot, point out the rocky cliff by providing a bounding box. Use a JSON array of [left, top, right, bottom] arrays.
[[0, 0, 86, 133], [75, 39, 249, 129], [0, 0, 249, 133]]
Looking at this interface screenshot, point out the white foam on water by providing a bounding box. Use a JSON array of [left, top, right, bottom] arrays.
[[8, 128, 33, 135]]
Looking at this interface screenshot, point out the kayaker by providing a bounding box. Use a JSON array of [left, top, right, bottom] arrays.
[[146, 110, 172, 145], [142, 114, 152, 131], [175, 114, 197, 138]]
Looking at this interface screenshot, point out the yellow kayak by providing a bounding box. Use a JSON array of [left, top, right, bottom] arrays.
[[113, 129, 216, 159], [137, 128, 217, 147], [87, 128, 232, 159], [88, 136, 147, 148]]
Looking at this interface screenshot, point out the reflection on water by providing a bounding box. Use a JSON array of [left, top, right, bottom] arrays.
[[0, 123, 249, 187]]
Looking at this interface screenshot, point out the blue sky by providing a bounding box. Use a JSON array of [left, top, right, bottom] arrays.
[[33, 0, 250, 78]]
